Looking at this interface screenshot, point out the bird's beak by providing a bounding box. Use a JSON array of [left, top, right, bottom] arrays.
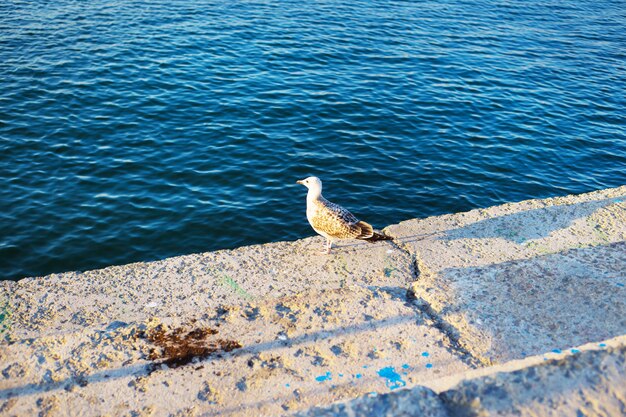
[[296, 179, 304, 185]]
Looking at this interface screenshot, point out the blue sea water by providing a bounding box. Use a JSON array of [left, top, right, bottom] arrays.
[[1, 0, 624, 280]]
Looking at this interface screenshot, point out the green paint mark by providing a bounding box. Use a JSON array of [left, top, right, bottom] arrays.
[[0, 301, 12, 339], [496, 227, 520, 242], [524, 240, 558, 255], [383, 256, 398, 278], [593, 227, 610, 243], [219, 274, 253, 301], [586, 218, 610, 243]]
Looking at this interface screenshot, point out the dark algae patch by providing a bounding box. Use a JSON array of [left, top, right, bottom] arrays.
[[142, 324, 242, 369]]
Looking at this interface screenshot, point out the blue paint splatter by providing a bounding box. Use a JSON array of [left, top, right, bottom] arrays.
[[599, 343, 607, 348], [421, 352, 429, 357], [616, 283, 624, 288], [425, 363, 433, 369], [355, 373, 362, 379], [338, 373, 343, 377], [377, 367, 406, 390], [401, 364, 410, 369], [551, 349, 562, 354], [285, 383, 290, 388], [315, 372, 332, 382], [571, 349, 580, 354], [363, 365, 369, 369]]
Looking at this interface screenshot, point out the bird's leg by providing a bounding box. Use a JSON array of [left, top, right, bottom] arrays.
[[319, 238, 333, 255]]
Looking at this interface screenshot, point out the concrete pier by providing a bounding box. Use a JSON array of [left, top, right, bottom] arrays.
[[1, 186, 624, 416]]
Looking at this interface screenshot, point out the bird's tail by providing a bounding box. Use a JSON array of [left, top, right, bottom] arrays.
[[365, 231, 393, 243], [356, 221, 393, 243]]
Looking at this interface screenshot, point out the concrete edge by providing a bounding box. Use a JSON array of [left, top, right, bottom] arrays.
[[294, 335, 626, 416]]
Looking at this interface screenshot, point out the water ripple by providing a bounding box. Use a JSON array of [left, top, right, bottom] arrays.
[[0, 0, 625, 280]]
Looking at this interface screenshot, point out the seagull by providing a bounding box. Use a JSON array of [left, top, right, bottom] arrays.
[[296, 176, 392, 253]]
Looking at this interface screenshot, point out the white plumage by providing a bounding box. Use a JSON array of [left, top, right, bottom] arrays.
[[296, 176, 391, 253]]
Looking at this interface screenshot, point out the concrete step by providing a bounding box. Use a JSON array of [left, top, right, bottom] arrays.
[[295, 338, 626, 417], [1, 234, 413, 341], [386, 186, 626, 364], [1, 185, 624, 416], [0, 284, 470, 416]]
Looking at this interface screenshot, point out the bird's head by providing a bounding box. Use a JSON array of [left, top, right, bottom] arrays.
[[296, 176, 322, 191]]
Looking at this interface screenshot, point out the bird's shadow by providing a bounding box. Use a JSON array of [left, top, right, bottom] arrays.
[[306, 239, 397, 254]]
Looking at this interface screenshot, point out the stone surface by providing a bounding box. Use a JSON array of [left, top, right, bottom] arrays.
[[0, 285, 469, 416], [298, 341, 626, 417], [386, 186, 626, 364], [0, 214, 475, 415], [294, 385, 448, 417], [0, 185, 625, 416], [424, 334, 626, 394], [0, 236, 411, 340], [441, 344, 626, 417]]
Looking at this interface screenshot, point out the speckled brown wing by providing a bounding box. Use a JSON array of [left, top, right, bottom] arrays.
[[310, 199, 362, 239]]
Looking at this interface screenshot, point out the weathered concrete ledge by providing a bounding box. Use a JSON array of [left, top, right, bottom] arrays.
[[0, 186, 624, 416], [297, 339, 626, 417]]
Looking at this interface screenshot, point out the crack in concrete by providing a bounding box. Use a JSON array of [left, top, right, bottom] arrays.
[[385, 236, 488, 369]]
